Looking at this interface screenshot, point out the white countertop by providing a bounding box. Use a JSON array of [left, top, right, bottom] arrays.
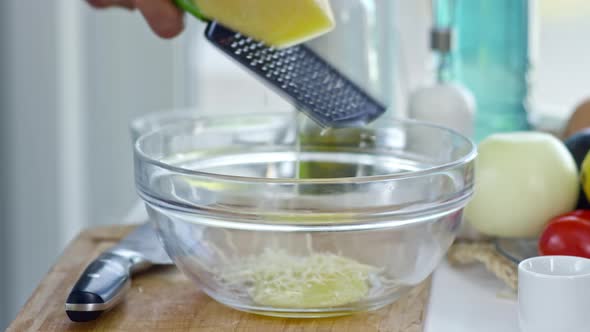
[[425, 260, 519, 332], [124, 202, 520, 331]]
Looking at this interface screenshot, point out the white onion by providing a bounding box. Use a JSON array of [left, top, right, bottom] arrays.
[[465, 132, 578, 238]]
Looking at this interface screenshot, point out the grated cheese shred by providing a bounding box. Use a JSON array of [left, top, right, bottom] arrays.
[[214, 249, 379, 308]]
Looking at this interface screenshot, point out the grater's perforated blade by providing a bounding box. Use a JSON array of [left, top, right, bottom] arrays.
[[205, 22, 386, 128]]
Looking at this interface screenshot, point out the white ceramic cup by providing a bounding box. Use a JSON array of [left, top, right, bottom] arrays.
[[518, 256, 590, 332]]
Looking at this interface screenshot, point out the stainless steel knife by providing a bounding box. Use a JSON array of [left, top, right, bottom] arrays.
[[65, 222, 172, 322]]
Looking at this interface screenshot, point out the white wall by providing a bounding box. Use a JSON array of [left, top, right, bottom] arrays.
[[0, 1, 186, 328], [0, 0, 11, 326], [530, 0, 590, 117], [0, 1, 62, 328], [83, 5, 188, 229]]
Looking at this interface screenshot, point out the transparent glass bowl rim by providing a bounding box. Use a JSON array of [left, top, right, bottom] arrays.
[[134, 112, 477, 185]]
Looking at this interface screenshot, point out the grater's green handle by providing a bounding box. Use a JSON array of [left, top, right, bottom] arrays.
[[173, 0, 207, 21]]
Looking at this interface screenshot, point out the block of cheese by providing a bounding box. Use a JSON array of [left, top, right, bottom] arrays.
[[194, 0, 335, 48]]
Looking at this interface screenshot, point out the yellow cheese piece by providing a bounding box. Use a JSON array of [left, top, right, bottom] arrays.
[[194, 0, 335, 48]]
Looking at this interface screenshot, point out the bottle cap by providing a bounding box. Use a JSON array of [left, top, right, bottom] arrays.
[[430, 27, 453, 53]]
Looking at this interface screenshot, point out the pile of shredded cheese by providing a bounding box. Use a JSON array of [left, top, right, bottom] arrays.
[[215, 249, 378, 308]]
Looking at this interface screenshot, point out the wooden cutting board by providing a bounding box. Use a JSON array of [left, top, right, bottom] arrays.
[[7, 225, 431, 332]]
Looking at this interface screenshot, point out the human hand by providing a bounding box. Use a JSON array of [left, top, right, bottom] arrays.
[[87, 0, 184, 39]]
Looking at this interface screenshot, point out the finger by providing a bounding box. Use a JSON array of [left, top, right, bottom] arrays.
[[134, 0, 185, 39], [87, 0, 135, 9]]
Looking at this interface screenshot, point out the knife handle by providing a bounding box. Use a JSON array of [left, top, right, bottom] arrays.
[[65, 252, 134, 322]]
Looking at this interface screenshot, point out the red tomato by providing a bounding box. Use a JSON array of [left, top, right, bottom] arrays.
[[538, 216, 590, 258], [555, 209, 590, 221]]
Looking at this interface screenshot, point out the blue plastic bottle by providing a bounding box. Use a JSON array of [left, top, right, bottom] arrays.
[[438, 0, 531, 141]]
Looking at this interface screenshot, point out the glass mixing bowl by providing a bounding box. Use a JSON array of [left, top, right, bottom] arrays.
[[134, 112, 476, 317]]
